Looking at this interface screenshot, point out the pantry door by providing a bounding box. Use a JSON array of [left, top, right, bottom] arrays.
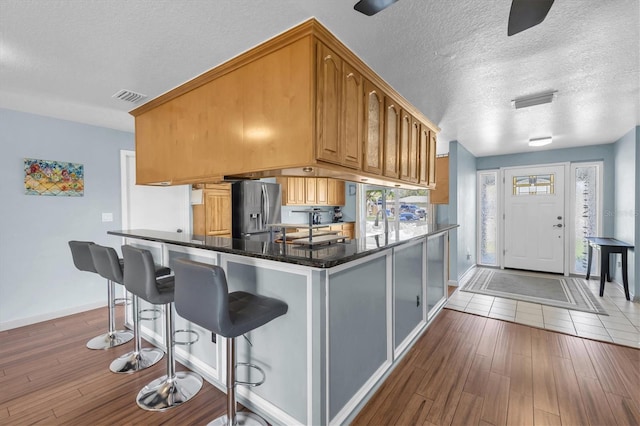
[[503, 164, 566, 274]]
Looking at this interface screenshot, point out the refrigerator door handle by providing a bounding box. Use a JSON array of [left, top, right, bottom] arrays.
[[261, 184, 268, 228]]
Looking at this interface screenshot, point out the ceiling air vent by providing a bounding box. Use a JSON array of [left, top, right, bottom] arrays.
[[112, 89, 147, 103]]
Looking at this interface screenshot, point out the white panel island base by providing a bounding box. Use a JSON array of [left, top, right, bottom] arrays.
[[111, 226, 456, 425]]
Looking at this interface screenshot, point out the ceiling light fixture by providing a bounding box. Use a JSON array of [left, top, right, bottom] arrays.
[[512, 90, 557, 109], [528, 136, 552, 147]]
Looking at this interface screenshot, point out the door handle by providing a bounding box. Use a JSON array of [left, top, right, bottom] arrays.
[[553, 224, 563, 228]]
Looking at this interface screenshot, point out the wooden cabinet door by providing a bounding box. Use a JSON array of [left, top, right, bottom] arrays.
[[363, 80, 384, 175], [428, 130, 437, 187], [383, 98, 400, 178], [341, 62, 363, 169], [305, 178, 318, 204], [342, 223, 355, 239], [316, 43, 342, 165], [399, 110, 418, 183], [203, 185, 232, 237], [419, 124, 429, 185], [316, 178, 329, 205], [327, 179, 345, 206], [409, 117, 419, 183], [279, 177, 305, 206], [430, 156, 449, 204]]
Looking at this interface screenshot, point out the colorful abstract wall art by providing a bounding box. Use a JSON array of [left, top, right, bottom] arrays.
[[24, 158, 84, 196]]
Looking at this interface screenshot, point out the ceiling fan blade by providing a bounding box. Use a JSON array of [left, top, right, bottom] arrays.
[[508, 0, 554, 36], [354, 0, 399, 16]]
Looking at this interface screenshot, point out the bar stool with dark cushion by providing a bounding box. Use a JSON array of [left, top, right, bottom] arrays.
[[89, 244, 167, 374], [173, 258, 288, 426], [122, 245, 203, 411], [69, 240, 133, 350]]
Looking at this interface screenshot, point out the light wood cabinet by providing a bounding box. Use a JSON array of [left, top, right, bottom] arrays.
[[305, 178, 318, 204], [341, 222, 355, 239], [430, 156, 449, 204], [282, 177, 306, 205], [316, 44, 342, 166], [192, 183, 232, 237], [341, 62, 363, 169], [316, 44, 362, 170], [383, 98, 400, 179], [278, 177, 345, 206], [399, 110, 419, 183], [316, 178, 329, 204], [132, 19, 438, 189], [363, 80, 384, 175], [418, 125, 436, 188], [327, 178, 345, 206]]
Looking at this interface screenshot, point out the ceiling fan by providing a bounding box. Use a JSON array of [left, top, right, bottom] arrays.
[[508, 0, 555, 36], [353, 0, 398, 16], [354, 0, 554, 37]]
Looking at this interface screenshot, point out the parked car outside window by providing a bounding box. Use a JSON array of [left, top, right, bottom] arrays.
[[399, 212, 420, 221]]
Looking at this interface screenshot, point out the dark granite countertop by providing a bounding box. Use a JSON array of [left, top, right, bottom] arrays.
[[108, 224, 458, 268]]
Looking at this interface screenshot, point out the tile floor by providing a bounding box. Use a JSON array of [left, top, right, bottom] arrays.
[[446, 272, 640, 349]]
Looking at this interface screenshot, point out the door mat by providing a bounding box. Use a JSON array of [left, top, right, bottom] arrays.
[[461, 268, 607, 315]]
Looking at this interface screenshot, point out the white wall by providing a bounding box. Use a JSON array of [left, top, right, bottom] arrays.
[[0, 108, 134, 329]]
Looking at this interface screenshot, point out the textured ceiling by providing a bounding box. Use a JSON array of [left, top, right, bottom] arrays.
[[1, 0, 638, 156]]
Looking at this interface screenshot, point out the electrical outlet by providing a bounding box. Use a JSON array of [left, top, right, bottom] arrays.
[[618, 261, 622, 267], [101, 212, 113, 222]]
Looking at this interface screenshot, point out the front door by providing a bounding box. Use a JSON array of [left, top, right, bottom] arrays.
[[503, 165, 565, 273]]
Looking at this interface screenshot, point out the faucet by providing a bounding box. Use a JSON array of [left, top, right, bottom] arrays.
[[374, 208, 388, 234]]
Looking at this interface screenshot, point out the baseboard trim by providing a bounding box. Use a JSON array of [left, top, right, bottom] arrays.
[[457, 264, 477, 286], [0, 302, 105, 331]]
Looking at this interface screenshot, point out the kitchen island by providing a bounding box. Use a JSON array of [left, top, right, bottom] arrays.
[[109, 225, 457, 425]]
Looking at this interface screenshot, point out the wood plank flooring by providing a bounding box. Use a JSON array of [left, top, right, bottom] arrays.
[[1, 305, 639, 425], [353, 308, 640, 426], [0, 306, 232, 425]]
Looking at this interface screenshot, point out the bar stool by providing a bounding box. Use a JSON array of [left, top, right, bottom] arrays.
[[89, 244, 167, 374], [122, 245, 203, 411], [173, 258, 288, 426], [68, 240, 133, 350]]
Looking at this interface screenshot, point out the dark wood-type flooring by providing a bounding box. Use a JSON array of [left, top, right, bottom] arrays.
[[1, 305, 639, 425], [353, 308, 640, 426]]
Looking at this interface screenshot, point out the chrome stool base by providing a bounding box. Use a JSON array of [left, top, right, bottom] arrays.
[[86, 330, 134, 350], [109, 347, 164, 374], [136, 371, 203, 411], [208, 412, 267, 426]]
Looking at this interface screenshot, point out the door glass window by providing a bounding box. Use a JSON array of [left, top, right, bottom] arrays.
[[572, 164, 600, 274], [478, 171, 498, 266], [513, 174, 555, 195]]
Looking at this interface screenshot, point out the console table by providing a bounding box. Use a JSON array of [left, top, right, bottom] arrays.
[[585, 237, 633, 301]]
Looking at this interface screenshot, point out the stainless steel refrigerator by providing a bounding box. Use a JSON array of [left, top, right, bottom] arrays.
[[231, 180, 282, 241]]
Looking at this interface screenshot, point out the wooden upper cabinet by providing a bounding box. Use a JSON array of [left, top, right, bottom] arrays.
[[317, 43, 362, 170], [341, 62, 363, 169], [132, 20, 439, 188], [327, 179, 345, 206], [399, 109, 418, 183], [383, 98, 400, 178], [317, 44, 342, 165], [419, 124, 429, 185], [316, 178, 329, 205], [409, 117, 419, 183], [430, 156, 449, 204], [363, 80, 384, 175], [279, 177, 345, 206], [428, 130, 437, 187]]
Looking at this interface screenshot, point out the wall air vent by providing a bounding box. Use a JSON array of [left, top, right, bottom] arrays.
[[112, 89, 147, 103]]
